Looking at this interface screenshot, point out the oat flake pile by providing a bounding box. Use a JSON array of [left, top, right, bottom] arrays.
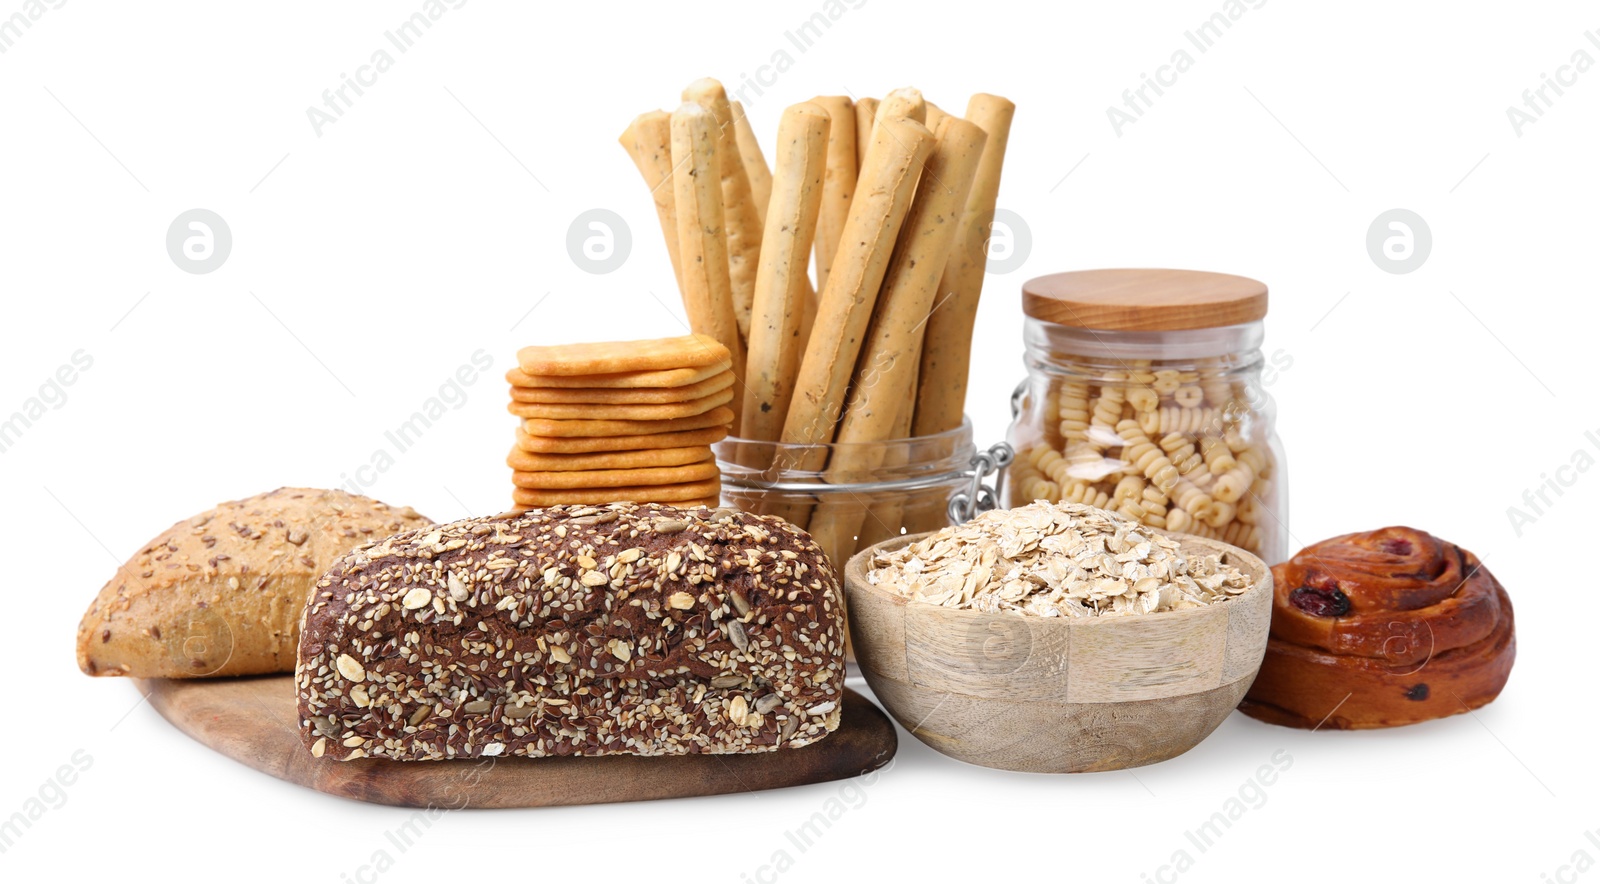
[[867, 501, 1252, 617]]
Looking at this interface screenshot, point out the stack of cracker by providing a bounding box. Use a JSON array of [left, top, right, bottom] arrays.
[[506, 334, 735, 513]]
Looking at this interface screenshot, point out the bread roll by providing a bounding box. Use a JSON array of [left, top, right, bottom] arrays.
[[295, 503, 846, 761], [77, 487, 430, 678]]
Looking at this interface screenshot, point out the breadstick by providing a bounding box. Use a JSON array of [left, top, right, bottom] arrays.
[[670, 102, 747, 432], [780, 115, 934, 465], [852, 89, 925, 171], [727, 101, 821, 352], [729, 99, 822, 354], [804, 494, 868, 573], [618, 111, 683, 296], [823, 119, 986, 548], [830, 117, 987, 466], [853, 97, 878, 168], [809, 96, 857, 298], [851, 370, 917, 554], [730, 101, 772, 228], [741, 103, 830, 442], [876, 87, 926, 126], [796, 267, 820, 357], [893, 356, 963, 537], [804, 391, 899, 563], [913, 93, 1015, 436], [684, 79, 763, 345], [925, 101, 949, 134]]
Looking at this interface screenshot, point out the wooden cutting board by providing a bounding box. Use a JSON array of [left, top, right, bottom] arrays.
[[139, 676, 896, 809]]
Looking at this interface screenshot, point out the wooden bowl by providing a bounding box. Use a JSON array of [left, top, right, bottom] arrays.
[[842, 531, 1273, 773]]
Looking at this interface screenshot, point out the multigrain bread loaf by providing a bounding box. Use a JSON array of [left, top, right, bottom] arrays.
[[77, 488, 430, 678], [295, 502, 846, 761]]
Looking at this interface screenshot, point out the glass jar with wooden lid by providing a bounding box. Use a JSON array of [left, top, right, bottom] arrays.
[[1006, 268, 1289, 562]]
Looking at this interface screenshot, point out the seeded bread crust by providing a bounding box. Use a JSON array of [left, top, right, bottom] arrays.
[[295, 503, 846, 761], [77, 487, 431, 678]]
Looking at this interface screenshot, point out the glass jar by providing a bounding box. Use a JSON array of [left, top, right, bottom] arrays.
[[1006, 269, 1289, 563], [713, 420, 1011, 569]]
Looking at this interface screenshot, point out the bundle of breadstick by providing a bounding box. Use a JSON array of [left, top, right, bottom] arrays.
[[620, 81, 1014, 566]]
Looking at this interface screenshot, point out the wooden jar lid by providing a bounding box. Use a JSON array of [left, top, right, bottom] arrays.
[[1022, 269, 1268, 331]]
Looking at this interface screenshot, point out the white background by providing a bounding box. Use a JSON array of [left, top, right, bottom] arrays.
[[2, 2, 1593, 882]]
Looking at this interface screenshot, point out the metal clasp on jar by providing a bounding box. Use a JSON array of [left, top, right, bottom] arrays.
[[948, 442, 1015, 524], [1011, 378, 1029, 421]]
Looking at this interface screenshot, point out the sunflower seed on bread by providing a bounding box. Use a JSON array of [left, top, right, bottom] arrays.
[[295, 502, 845, 761]]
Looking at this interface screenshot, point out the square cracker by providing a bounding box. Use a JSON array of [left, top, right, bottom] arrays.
[[506, 388, 732, 421], [508, 371, 733, 405], [506, 445, 711, 472], [511, 478, 721, 506], [517, 334, 729, 376], [506, 361, 730, 389], [514, 425, 729, 454], [511, 459, 720, 490], [520, 406, 734, 438]]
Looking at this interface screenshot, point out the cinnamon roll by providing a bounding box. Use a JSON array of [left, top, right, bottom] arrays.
[[1239, 526, 1514, 729]]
